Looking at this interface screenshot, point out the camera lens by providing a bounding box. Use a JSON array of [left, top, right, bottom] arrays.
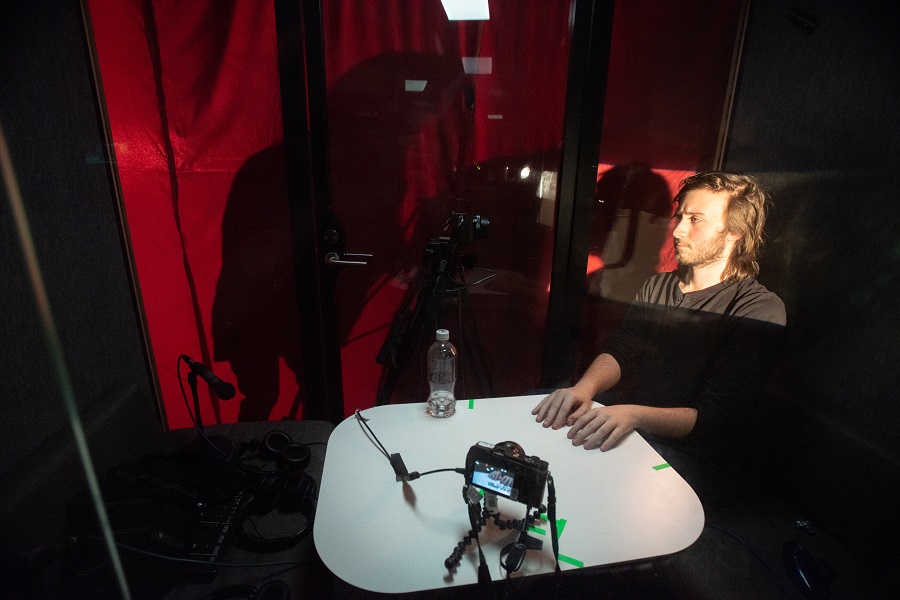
[[472, 215, 489, 239]]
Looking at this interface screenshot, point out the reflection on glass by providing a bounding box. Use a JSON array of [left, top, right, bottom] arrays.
[[324, 0, 572, 411]]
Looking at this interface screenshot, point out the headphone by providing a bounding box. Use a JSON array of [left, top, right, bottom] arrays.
[[234, 430, 312, 473], [231, 431, 317, 551]]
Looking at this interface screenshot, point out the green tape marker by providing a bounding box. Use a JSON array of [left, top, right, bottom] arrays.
[[558, 554, 584, 568], [468, 399, 475, 409], [653, 463, 671, 470], [531, 518, 567, 537]]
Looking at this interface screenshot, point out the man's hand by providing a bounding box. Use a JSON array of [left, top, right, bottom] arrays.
[[531, 387, 594, 430], [567, 405, 642, 451], [532, 354, 622, 430], [567, 404, 699, 451]]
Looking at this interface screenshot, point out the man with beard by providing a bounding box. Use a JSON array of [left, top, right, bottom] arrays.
[[533, 172, 786, 473]]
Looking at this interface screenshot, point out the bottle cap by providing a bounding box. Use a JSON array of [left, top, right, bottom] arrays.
[[435, 328, 450, 341]]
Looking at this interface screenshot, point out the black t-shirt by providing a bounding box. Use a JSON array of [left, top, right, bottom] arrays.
[[603, 271, 786, 448]]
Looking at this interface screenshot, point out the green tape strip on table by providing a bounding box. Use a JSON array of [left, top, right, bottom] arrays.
[[530, 517, 567, 537], [558, 554, 584, 568]]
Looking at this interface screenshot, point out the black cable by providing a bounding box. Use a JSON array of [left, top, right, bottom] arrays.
[[445, 267, 496, 292], [498, 515, 532, 576], [80, 536, 309, 569], [705, 521, 791, 600], [354, 410, 465, 482], [353, 409, 391, 459], [354, 409, 413, 480], [245, 510, 267, 539], [386, 464, 464, 482], [416, 468, 465, 478]]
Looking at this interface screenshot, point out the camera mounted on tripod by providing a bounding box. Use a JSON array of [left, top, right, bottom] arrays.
[[375, 211, 491, 405], [446, 441, 553, 575], [464, 441, 548, 509], [425, 212, 490, 276], [445, 211, 489, 248]]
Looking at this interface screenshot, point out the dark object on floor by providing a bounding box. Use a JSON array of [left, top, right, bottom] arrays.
[[784, 540, 835, 599]]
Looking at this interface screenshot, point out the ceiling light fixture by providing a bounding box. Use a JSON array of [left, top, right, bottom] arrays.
[[441, 0, 490, 21]]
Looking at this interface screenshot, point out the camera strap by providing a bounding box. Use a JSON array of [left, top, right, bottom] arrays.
[[547, 473, 561, 575], [466, 500, 498, 600]]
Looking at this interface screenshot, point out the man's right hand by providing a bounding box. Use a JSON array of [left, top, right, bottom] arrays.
[[532, 387, 594, 430]]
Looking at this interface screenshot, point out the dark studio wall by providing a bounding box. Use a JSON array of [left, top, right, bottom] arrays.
[[0, 0, 158, 552], [725, 0, 900, 566]]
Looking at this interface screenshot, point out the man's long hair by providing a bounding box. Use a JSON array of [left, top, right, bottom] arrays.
[[674, 172, 769, 281]]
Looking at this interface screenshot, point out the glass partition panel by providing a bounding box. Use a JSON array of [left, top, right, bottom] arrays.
[[321, 0, 574, 410], [577, 0, 748, 374]]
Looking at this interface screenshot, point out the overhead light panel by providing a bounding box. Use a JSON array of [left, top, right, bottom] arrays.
[[441, 0, 489, 21]]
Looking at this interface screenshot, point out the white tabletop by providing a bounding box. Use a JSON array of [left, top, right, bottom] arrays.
[[314, 395, 704, 594]]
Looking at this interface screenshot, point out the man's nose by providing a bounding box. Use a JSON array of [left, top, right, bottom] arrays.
[[672, 217, 686, 238]]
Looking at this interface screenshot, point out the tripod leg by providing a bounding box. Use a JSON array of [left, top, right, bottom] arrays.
[[459, 291, 497, 397], [376, 363, 400, 406]]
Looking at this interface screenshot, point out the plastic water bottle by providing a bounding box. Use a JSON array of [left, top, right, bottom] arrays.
[[426, 329, 457, 417]]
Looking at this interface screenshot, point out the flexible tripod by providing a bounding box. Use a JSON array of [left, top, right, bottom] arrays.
[[444, 491, 544, 573], [446, 475, 561, 589]]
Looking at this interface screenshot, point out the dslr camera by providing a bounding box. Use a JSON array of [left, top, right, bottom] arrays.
[[464, 441, 549, 508], [445, 211, 489, 248]]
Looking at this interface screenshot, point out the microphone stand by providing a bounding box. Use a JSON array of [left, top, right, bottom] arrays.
[[187, 370, 234, 457], [188, 371, 204, 431]]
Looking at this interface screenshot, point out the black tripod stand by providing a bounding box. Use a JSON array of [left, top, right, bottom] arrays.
[[375, 213, 495, 406]]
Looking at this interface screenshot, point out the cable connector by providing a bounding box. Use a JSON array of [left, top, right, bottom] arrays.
[[389, 453, 409, 481]]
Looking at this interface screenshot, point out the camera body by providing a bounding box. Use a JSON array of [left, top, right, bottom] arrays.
[[446, 212, 489, 247], [464, 441, 548, 508], [426, 212, 489, 270]]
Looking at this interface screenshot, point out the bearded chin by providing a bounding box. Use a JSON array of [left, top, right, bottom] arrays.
[[675, 233, 728, 268]]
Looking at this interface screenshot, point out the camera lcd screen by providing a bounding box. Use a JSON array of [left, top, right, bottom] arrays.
[[471, 459, 515, 498]]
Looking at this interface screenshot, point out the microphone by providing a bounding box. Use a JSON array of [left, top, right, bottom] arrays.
[[180, 355, 236, 400]]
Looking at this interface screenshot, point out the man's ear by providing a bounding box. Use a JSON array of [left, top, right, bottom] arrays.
[[726, 230, 743, 242]]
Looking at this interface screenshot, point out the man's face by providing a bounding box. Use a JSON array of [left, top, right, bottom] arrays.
[[672, 189, 735, 269]]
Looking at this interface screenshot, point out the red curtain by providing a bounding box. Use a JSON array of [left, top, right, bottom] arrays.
[[88, 0, 288, 428]]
